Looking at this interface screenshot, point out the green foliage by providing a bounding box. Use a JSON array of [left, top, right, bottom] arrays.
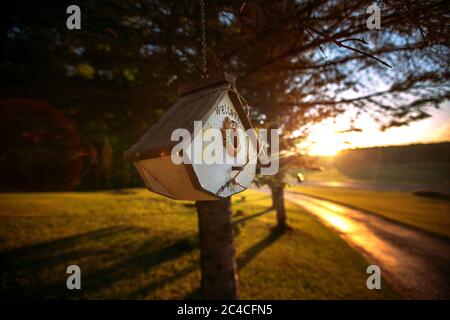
[[336, 163, 450, 185], [304, 142, 450, 185], [336, 142, 450, 166]]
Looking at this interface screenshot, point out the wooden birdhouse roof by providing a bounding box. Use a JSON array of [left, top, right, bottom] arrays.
[[125, 73, 252, 161]]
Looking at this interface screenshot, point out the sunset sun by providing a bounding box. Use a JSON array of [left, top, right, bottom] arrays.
[[297, 104, 450, 157]]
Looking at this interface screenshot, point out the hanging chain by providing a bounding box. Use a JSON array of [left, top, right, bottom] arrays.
[[200, 0, 208, 78], [232, 87, 250, 117]]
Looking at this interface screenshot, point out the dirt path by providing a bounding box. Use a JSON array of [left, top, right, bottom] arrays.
[[283, 191, 450, 299]]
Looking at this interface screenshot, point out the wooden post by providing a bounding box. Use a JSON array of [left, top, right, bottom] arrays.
[[196, 198, 239, 299]]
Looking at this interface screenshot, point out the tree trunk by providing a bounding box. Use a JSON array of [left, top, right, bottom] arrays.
[[272, 186, 287, 230], [196, 197, 239, 299], [271, 189, 277, 209]]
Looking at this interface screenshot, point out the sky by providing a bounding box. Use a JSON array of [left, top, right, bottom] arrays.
[[302, 101, 450, 156], [293, 26, 450, 157]]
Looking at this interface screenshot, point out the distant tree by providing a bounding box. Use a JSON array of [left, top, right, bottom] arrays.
[[0, 98, 83, 191]]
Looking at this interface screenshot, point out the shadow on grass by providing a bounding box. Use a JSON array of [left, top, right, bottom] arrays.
[[237, 226, 284, 269], [0, 226, 199, 299], [186, 224, 284, 299], [1, 207, 280, 299], [236, 194, 270, 204], [233, 208, 273, 226]]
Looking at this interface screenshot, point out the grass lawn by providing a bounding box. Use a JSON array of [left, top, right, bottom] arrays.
[[291, 186, 450, 239], [0, 189, 399, 299], [301, 163, 450, 186], [302, 168, 356, 182]]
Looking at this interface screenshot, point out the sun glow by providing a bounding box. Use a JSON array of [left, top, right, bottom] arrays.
[[306, 126, 346, 156], [296, 103, 450, 157]]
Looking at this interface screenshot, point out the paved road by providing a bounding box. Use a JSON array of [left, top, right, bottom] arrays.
[[284, 190, 450, 299]]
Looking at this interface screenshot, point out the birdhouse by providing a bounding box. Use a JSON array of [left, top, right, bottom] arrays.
[[124, 73, 257, 200]]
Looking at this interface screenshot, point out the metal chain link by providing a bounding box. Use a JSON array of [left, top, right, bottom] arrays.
[[200, 0, 208, 78]]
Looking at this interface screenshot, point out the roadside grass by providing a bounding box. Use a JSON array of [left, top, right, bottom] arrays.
[[336, 163, 450, 185], [301, 163, 450, 186], [302, 168, 356, 182], [291, 186, 450, 239], [0, 189, 399, 299]]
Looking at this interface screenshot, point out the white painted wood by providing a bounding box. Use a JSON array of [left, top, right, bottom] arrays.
[[133, 90, 256, 200], [189, 93, 257, 198]]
